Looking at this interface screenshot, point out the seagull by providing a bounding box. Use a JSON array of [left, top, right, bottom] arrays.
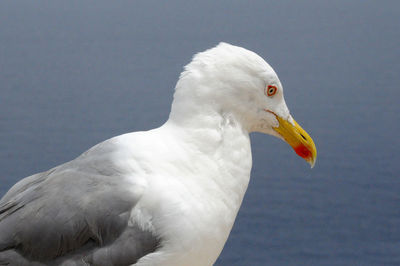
[[0, 43, 316, 266]]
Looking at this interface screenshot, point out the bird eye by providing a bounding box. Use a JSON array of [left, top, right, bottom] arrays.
[[265, 85, 277, 97]]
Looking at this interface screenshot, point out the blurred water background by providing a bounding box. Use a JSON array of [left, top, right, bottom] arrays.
[[0, 1, 399, 265]]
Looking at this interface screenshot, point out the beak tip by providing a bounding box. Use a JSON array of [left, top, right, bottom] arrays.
[[308, 156, 316, 169]]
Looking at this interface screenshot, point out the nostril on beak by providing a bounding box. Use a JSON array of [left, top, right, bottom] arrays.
[[300, 133, 307, 141]]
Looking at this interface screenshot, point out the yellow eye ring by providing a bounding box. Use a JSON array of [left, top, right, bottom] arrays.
[[266, 85, 277, 97]]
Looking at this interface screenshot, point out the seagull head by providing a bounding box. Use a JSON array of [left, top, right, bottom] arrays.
[[170, 42, 317, 167]]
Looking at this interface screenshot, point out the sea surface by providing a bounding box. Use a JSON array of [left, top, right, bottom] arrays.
[[1, 1, 399, 265]]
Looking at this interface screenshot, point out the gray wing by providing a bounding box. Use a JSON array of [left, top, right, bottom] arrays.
[[0, 150, 160, 265]]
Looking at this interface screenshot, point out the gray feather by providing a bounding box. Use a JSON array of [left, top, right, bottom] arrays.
[[0, 140, 160, 265]]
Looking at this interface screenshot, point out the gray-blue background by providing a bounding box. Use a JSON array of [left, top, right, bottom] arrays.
[[1, 1, 399, 265]]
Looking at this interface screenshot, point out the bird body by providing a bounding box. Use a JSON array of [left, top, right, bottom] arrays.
[[0, 43, 316, 265]]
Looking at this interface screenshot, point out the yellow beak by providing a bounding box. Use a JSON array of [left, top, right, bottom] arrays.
[[270, 112, 317, 168]]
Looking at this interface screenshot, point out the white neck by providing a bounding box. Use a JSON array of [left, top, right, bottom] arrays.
[[154, 111, 252, 266], [165, 107, 253, 210]]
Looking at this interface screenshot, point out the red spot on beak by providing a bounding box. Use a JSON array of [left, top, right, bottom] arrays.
[[294, 145, 311, 159]]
